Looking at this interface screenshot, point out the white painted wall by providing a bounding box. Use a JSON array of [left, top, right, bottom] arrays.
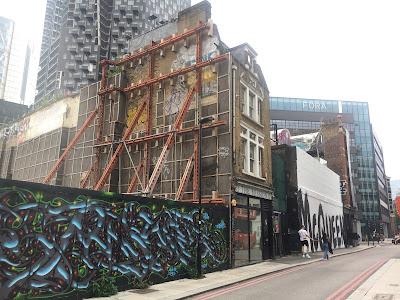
[[296, 147, 345, 251]]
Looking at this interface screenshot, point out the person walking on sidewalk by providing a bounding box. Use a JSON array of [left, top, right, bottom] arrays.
[[298, 225, 311, 259], [321, 232, 329, 260]]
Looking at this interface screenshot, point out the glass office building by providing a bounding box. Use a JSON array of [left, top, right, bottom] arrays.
[[270, 97, 387, 236]]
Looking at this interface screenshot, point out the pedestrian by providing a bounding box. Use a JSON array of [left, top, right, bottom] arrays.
[[298, 225, 311, 259], [321, 232, 329, 260]]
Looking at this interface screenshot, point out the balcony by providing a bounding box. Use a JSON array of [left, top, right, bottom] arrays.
[[86, 12, 94, 21], [82, 45, 92, 54], [78, 3, 86, 13], [113, 12, 120, 21], [112, 29, 119, 37], [117, 38, 126, 46], [88, 54, 97, 63], [65, 80, 75, 89], [69, 28, 79, 37], [79, 63, 89, 72], [76, 37, 84, 45], [118, 21, 127, 29], [78, 80, 89, 88], [65, 62, 77, 70], [74, 54, 83, 62], [84, 29, 93, 37], [72, 72, 81, 80], [73, 10, 81, 20], [126, 12, 133, 21], [77, 20, 86, 29], [87, 72, 97, 80], [67, 45, 78, 54], [125, 29, 132, 38], [110, 45, 118, 55]]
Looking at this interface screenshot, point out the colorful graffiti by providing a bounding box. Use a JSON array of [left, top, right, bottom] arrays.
[[0, 179, 229, 299]]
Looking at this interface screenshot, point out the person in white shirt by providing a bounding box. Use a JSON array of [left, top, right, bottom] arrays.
[[298, 225, 311, 258]]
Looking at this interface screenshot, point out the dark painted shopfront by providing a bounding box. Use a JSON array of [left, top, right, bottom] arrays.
[[233, 181, 274, 266]]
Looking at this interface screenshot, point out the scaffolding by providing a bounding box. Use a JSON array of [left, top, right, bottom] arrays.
[[44, 22, 227, 202]]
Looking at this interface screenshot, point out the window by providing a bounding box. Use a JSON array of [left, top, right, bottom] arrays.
[[258, 98, 263, 123], [249, 142, 255, 173], [240, 84, 247, 114], [240, 124, 265, 178], [258, 147, 263, 177], [240, 82, 263, 124], [249, 91, 255, 118]]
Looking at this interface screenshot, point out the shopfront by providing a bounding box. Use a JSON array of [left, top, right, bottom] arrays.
[[233, 182, 273, 266]]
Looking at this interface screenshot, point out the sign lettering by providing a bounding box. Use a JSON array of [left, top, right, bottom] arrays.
[[302, 101, 328, 111]]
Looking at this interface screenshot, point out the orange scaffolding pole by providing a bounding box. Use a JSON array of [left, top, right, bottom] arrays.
[[94, 63, 108, 183], [43, 109, 98, 184], [98, 54, 228, 96], [126, 163, 144, 193], [108, 22, 208, 66], [143, 88, 195, 194], [94, 120, 225, 148], [143, 43, 155, 187], [94, 97, 148, 190], [175, 154, 194, 201], [80, 164, 94, 188]]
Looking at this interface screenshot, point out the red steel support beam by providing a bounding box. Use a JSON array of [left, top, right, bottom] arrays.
[[143, 44, 155, 187], [94, 63, 108, 183], [175, 154, 194, 201], [94, 120, 226, 148], [196, 31, 202, 96], [193, 28, 203, 202], [98, 54, 228, 96], [80, 164, 94, 188], [143, 88, 195, 194], [108, 23, 208, 66], [43, 109, 98, 184], [126, 163, 144, 193], [94, 98, 148, 191]]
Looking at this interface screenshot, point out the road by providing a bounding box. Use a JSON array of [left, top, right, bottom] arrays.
[[189, 244, 400, 300]]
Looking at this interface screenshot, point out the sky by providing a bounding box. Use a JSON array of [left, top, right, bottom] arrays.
[[1, 0, 399, 179], [193, 0, 400, 180]]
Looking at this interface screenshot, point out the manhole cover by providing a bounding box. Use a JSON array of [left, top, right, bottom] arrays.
[[374, 294, 394, 300], [129, 288, 158, 294]]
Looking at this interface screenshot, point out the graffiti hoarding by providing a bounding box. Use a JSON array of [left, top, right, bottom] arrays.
[[0, 178, 229, 299]]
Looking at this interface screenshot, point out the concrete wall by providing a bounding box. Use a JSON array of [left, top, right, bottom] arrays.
[[296, 147, 345, 251], [0, 96, 79, 184]]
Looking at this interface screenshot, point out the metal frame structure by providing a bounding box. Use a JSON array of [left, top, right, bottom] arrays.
[[43, 22, 227, 202]]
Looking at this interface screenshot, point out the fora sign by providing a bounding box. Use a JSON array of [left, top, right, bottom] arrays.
[[302, 101, 327, 111]]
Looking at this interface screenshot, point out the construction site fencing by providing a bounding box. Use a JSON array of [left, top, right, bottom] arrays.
[[0, 178, 229, 299]]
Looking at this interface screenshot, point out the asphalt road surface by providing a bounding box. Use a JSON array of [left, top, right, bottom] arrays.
[[189, 244, 400, 300]]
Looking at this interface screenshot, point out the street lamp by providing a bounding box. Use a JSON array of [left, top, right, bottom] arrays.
[[197, 116, 214, 278]]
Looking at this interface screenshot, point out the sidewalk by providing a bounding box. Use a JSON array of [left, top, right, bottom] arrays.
[[91, 244, 374, 300], [347, 258, 400, 299]]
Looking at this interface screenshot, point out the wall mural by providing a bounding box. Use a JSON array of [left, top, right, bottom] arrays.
[[297, 191, 344, 252], [0, 179, 229, 299]]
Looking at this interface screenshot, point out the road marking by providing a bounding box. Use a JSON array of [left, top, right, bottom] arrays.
[[191, 261, 324, 300], [325, 258, 387, 300]]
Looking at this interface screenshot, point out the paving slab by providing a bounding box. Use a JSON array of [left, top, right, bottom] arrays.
[[347, 258, 400, 300], [90, 244, 374, 300]]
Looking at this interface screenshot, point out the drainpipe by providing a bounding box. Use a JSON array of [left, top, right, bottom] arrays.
[[230, 55, 236, 268]]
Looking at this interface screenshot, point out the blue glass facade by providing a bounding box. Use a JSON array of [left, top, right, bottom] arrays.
[[270, 97, 381, 234], [341, 102, 379, 224]]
